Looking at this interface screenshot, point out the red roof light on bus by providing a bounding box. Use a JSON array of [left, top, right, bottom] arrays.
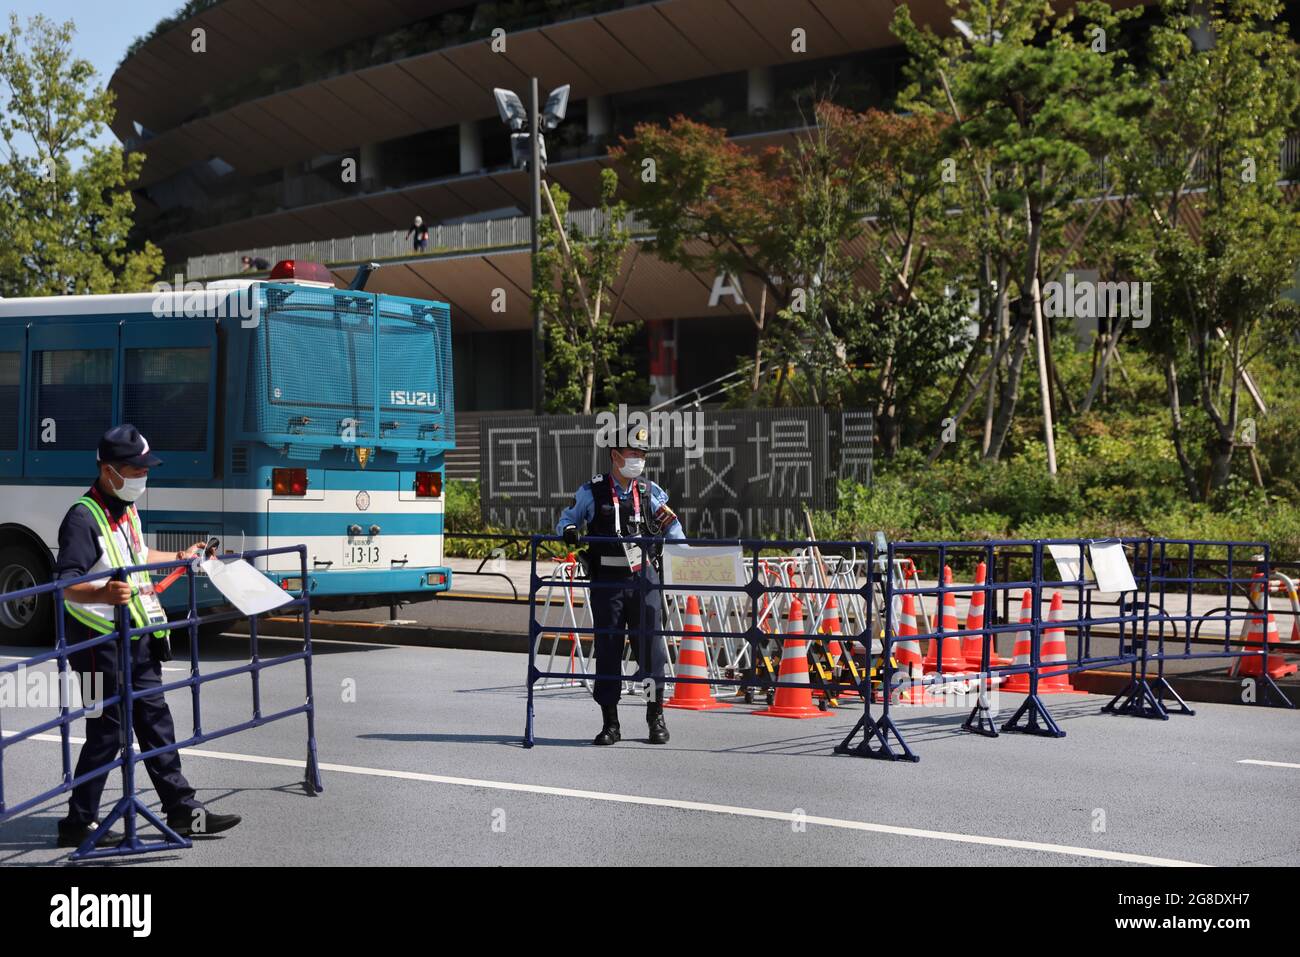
[[268, 260, 336, 287]]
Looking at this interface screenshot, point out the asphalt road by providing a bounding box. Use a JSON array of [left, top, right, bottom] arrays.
[[2, 633, 1298, 867], [306, 586, 1289, 680]]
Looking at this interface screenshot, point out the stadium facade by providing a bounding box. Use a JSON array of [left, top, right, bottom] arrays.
[[111, 0, 1246, 421]]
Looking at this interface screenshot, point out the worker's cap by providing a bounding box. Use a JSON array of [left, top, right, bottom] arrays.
[[97, 424, 163, 468], [623, 426, 651, 453]]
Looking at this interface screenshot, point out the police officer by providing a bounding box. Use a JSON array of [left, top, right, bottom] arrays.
[[54, 425, 241, 848], [557, 427, 684, 746]]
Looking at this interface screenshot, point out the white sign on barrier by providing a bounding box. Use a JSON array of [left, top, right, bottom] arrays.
[[1088, 541, 1137, 593], [1048, 543, 1090, 584], [662, 544, 744, 597], [1046, 541, 1138, 593], [200, 557, 295, 616]]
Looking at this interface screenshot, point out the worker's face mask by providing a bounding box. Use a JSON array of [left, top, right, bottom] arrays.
[[108, 465, 147, 502], [618, 454, 645, 480]]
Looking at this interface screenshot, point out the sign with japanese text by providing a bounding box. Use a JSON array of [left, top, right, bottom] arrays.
[[662, 544, 745, 596], [481, 408, 871, 538]]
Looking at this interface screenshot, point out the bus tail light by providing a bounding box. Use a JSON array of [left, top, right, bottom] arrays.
[[426, 572, 445, 586], [281, 577, 303, 591], [415, 471, 442, 498], [273, 468, 308, 495]]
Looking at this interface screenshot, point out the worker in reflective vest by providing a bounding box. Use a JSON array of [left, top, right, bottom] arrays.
[[54, 425, 241, 849], [557, 426, 685, 746]]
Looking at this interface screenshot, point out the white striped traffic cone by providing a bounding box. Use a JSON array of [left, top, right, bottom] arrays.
[[665, 595, 732, 710], [1000, 590, 1036, 693], [754, 598, 831, 719]]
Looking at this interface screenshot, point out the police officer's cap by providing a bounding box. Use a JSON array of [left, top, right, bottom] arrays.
[[97, 424, 163, 468], [624, 426, 651, 453]]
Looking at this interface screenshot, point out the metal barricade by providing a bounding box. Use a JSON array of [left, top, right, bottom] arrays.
[[532, 555, 596, 690], [521, 535, 1294, 763], [0, 545, 321, 860]]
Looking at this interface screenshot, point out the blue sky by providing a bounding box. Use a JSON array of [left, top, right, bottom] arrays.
[[4, 1, 185, 149]]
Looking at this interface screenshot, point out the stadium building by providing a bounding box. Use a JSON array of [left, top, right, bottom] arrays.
[[110, 0, 1293, 445]]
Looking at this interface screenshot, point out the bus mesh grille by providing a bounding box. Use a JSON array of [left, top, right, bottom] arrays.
[[243, 285, 453, 447]]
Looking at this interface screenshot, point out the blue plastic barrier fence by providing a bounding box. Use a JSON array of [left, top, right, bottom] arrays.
[[0, 545, 321, 860]]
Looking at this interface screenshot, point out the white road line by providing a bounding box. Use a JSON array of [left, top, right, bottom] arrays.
[[5, 730, 1202, 867], [1238, 759, 1300, 770], [0, 655, 187, 674]]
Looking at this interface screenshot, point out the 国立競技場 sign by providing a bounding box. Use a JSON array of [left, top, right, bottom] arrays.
[[480, 408, 871, 538]]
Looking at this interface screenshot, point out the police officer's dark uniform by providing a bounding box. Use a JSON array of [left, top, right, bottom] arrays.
[[54, 425, 241, 848], [556, 428, 684, 746]]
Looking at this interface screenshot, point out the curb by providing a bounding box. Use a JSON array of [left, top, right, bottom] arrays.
[[239, 616, 531, 653]]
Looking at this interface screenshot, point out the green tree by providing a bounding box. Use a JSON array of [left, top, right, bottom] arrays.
[[0, 14, 162, 298], [1124, 0, 1300, 497], [616, 103, 969, 421], [817, 105, 973, 452], [895, 0, 1148, 468], [535, 168, 641, 414], [613, 116, 787, 401]]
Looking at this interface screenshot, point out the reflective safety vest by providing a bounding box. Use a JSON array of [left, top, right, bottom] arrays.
[[62, 495, 169, 640]]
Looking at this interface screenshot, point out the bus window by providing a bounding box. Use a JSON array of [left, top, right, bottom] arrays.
[[124, 346, 211, 451], [30, 349, 113, 450], [0, 351, 18, 450], [248, 290, 376, 441]]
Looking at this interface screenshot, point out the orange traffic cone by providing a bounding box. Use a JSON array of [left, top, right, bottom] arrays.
[[822, 593, 845, 662], [1000, 590, 1036, 693], [1228, 570, 1299, 679], [1038, 591, 1081, 694], [754, 598, 832, 719], [817, 592, 861, 698], [666, 596, 732, 711], [889, 592, 932, 704], [962, 562, 1010, 669], [924, 566, 969, 679], [1230, 608, 1299, 680]]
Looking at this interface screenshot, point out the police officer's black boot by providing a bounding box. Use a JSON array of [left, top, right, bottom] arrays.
[[646, 699, 670, 745], [592, 703, 621, 746]]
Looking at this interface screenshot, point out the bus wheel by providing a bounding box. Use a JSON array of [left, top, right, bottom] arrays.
[[0, 544, 53, 647]]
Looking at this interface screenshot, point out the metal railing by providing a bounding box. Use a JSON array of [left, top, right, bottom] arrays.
[[0, 545, 322, 860], [178, 208, 647, 282]]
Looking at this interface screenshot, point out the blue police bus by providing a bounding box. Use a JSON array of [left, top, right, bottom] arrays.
[[0, 260, 454, 644]]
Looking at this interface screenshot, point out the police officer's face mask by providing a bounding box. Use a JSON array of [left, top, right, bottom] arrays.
[[618, 454, 645, 480], [108, 465, 148, 502]]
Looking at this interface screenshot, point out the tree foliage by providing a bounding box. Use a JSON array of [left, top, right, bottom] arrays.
[[0, 14, 163, 298], [616, 102, 970, 433], [895, 0, 1149, 464], [535, 168, 642, 414], [1121, 0, 1300, 497]]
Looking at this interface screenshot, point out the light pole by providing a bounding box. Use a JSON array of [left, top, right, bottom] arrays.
[[529, 78, 543, 416], [493, 80, 570, 415]]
